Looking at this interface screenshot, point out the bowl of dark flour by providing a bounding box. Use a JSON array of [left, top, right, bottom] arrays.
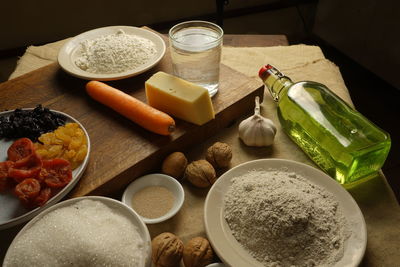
[[204, 159, 367, 267]]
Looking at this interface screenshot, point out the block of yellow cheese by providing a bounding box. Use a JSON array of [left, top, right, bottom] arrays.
[[145, 71, 215, 126]]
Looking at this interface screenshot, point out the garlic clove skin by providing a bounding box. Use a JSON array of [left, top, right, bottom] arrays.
[[239, 114, 277, 147]]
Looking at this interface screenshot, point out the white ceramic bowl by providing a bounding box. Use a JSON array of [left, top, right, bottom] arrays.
[[122, 173, 185, 224], [3, 196, 152, 267]]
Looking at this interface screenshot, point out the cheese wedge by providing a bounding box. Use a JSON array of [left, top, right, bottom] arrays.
[[145, 72, 215, 126]]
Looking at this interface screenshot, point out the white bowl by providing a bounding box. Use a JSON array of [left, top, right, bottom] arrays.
[[122, 173, 185, 224], [4, 196, 151, 267]]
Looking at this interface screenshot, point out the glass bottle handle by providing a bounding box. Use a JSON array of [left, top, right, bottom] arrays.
[[269, 79, 281, 102], [265, 66, 291, 102]]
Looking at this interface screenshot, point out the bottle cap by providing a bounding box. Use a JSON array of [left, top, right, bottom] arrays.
[[258, 65, 274, 80]]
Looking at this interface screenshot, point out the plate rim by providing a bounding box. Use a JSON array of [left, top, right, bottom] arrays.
[[3, 196, 152, 267], [57, 25, 166, 81], [204, 158, 367, 267], [0, 108, 91, 230]]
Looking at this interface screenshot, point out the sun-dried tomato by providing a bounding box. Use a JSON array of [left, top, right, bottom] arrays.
[[0, 161, 14, 192], [8, 153, 42, 183], [34, 187, 53, 207], [14, 178, 41, 204], [7, 137, 35, 162], [40, 158, 72, 188]]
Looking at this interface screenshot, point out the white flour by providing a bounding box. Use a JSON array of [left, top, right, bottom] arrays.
[[224, 169, 350, 267], [75, 29, 157, 74]]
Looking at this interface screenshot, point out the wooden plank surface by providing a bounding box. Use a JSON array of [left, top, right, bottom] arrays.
[[0, 34, 288, 197]]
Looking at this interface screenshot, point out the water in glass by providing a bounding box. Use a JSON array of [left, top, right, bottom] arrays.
[[170, 27, 222, 97]]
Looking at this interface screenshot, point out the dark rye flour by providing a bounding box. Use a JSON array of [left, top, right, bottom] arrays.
[[224, 169, 350, 267]]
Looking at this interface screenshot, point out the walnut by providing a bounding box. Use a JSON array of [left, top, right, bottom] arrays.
[[152, 232, 184, 267], [206, 142, 232, 169], [162, 152, 188, 180], [183, 237, 214, 267], [185, 160, 216, 188]]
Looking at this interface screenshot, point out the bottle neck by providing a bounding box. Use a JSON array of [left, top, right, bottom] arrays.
[[259, 65, 293, 102]]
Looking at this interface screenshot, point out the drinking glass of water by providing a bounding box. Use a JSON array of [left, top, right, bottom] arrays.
[[169, 20, 224, 97]]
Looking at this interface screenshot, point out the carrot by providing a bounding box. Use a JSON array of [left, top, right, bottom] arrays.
[[86, 81, 175, 135]]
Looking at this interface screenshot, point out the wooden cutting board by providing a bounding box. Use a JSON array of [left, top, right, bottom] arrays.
[[0, 33, 264, 197]]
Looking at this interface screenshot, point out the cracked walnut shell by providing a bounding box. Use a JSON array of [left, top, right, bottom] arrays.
[[183, 237, 214, 267], [185, 160, 216, 188], [206, 142, 232, 169], [152, 232, 184, 267]]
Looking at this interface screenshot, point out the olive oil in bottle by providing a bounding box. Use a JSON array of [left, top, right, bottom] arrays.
[[259, 65, 391, 186]]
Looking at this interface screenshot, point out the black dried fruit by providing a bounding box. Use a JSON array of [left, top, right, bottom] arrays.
[[0, 105, 67, 141]]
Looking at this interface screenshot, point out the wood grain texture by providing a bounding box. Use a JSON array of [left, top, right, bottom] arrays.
[[0, 34, 288, 197]]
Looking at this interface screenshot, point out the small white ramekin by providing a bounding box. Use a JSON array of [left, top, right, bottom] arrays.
[[122, 173, 184, 224]]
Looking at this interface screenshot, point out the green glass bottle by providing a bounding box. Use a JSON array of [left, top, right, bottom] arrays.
[[259, 64, 391, 186]]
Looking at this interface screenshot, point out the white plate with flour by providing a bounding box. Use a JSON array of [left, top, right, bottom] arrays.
[[204, 159, 367, 267], [58, 26, 166, 81]]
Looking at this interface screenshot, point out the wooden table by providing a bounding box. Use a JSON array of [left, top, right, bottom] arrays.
[[0, 35, 400, 266], [0, 34, 288, 262], [2, 34, 399, 267]]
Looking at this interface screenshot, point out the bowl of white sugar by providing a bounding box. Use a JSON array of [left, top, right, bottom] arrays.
[[3, 196, 151, 267]]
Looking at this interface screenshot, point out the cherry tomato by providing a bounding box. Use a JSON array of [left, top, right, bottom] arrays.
[[0, 161, 14, 192], [34, 187, 52, 207], [40, 159, 72, 188], [7, 138, 35, 162], [8, 153, 42, 183], [14, 178, 41, 204]]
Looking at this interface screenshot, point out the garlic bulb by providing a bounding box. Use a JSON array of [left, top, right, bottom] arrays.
[[239, 96, 277, 147]]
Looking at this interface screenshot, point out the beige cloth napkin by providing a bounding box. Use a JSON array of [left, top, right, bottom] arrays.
[[9, 42, 400, 267], [9, 38, 71, 80]]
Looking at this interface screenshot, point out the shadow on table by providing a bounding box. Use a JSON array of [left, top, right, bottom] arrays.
[[0, 223, 25, 263], [347, 171, 400, 265]]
